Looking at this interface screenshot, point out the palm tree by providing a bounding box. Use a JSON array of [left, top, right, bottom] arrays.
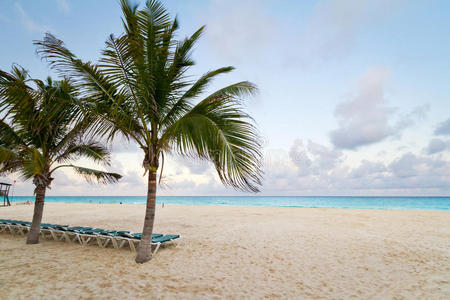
[[0, 66, 121, 244], [34, 0, 263, 263]]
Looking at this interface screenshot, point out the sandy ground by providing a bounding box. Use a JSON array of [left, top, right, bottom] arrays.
[[0, 203, 449, 299]]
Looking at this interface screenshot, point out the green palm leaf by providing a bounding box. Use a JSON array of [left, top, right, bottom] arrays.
[[55, 142, 111, 165], [0, 67, 122, 185], [161, 85, 262, 192], [61, 165, 121, 184]]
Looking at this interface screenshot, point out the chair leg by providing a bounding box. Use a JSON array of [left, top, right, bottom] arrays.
[[55, 231, 64, 241], [96, 236, 103, 247], [152, 242, 161, 255], [6, 225, 13, 233], [128, 239, 136, 252], [118, 239, 127, 249], [9, 225, 16, 235], [63, 232, 72, 243], [110, 237, 118, 249], [41, 229, 51, 239], [80, 235, 87, 246], [80, 235, 96, 246], [50, 230, 58, 241], [75, 234, 82, 244], [15, 226, 21, 235], [16, 226, 24, 235], [58, 232, 66, 241]]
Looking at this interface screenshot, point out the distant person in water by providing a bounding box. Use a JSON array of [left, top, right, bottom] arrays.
[[120, 201, 122, 204]]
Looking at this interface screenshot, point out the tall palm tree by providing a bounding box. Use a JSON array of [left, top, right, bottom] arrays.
[[35, 0, 263, 263], [0, 66, 121, 244]]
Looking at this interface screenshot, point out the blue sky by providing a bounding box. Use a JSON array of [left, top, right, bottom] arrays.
[[1, 0, 450, 196]]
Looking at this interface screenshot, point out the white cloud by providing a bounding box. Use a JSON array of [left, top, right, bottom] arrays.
[[435, 118, 450, 136], [263, 140, 450, 195], [6, 140, 450, 196], [289, 139, 343, 176], [348, 160, 387, 179], [6, 139, 450, 197], [172, 155, 212, 175], [15, 3, 52, 33], [330, 67, 429, 149], [109, 137, 140, 153], [425, 138, 450, 155], [389, 153, 418, 178]]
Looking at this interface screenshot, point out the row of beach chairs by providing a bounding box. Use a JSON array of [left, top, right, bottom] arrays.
[[0, 219, 179, 254]]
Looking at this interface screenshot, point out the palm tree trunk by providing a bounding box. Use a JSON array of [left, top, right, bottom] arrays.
[[135, 170, 157, 263], [26, 185, 46, 244]]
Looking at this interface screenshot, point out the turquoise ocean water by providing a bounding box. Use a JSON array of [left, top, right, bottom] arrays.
[[8, 196, 450, 211]]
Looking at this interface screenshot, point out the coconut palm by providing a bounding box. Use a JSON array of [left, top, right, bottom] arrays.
[[0, 66, 121, 244], [34, 0, 263, 263]]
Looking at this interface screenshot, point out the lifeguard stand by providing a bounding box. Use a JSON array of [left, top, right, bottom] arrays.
[[0, 182, 12, 206]]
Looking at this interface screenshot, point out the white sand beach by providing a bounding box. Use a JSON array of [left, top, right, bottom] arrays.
[[0, 203, 449, 299]]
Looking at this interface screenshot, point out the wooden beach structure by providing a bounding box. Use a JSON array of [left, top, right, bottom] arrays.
[[0, 182, 12, 206]]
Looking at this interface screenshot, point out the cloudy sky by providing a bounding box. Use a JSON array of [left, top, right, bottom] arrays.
[[1, 0, 450, 196]]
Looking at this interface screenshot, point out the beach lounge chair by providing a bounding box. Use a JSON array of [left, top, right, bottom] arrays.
[[95, 230, 121, 248], [151, 235, 180, 254], [14, 221, 31, 235], [101, 231, 132, 248], [4, 220, 31, 235], [40, 224, 69, 241], [114, 232, 161, 251], [57, 226, 94, 244], [115, 232, 179, 254], [0, 219, 180, 255], [0, 219, 15, 233], [0, 219, 23, 234], [76, 228, 117, 247]]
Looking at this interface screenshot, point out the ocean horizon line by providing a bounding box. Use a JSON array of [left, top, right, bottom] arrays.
[[10, 195, 450, 198], [7, 195, 450, 211]]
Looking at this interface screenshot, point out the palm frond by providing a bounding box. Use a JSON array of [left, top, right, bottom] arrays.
[[0, 120, 25, 146], [34, 33, 140, 142], [61, 165, 121, 184], [161, 92, 263, 192], [0, 146, 16, 163], [0, 146, 23, 175], [203, 81, 258, 102], [20, 148, 46, 181], [161, 67, 235, 127], [0, 66, 37, 119], [55, 142, 111, 165], [167, 26, 204, 85], [34, 34, 122, 103], [0, 64, 120, 186]]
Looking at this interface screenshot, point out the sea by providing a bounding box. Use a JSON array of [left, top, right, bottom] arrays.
[[8, 196, 450, 211]]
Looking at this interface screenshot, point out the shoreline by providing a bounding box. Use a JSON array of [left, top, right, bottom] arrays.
[[6, 201, 450, 212], [7, 195, 450, 212], [10, 195, 450, 197]]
